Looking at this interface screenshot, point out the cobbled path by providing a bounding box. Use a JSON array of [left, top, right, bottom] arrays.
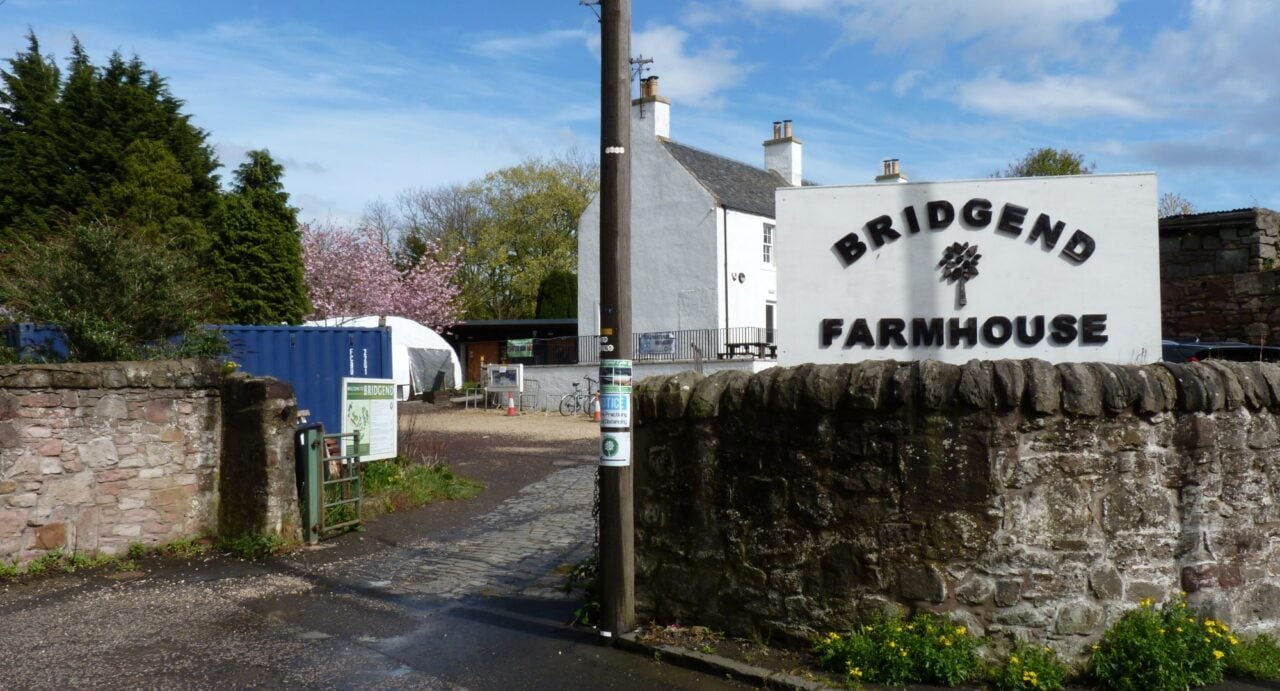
[[300, 462, 597, 600]]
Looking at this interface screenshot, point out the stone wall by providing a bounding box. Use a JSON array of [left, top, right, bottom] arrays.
[[632, 361, 1280, 660], [0, 361, 222, 561], [1160, 208, 1280, 341]]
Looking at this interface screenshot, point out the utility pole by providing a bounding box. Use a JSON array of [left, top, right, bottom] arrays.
[[597, 0, 635, 639]]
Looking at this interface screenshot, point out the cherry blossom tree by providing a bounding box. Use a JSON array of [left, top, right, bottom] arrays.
[[301, 222, 461, 330]]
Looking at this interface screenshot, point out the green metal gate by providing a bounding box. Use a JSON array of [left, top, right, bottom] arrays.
[[297, 424, 363, 544]]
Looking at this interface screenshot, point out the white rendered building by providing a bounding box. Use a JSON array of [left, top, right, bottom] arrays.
[[577, 77, 802, 346]]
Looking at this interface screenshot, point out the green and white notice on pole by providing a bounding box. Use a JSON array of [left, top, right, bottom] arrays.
[[598, 359, 632, 467]]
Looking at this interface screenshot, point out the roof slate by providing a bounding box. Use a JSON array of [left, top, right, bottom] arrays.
[[661, 140, 791, 218]]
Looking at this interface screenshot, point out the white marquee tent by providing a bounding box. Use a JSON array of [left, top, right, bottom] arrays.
[[306, 316, 462, 401]]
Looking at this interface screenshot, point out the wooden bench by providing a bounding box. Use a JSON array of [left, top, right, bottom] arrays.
[[719, 342, 777, 359]]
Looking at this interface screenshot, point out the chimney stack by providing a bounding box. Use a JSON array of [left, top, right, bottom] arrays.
[[875, 158, 908, 183], [763, 119, 803, 186], [632, 75, 670, 139]]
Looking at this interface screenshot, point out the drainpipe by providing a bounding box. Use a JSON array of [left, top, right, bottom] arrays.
[[722, 206, 730, 333]]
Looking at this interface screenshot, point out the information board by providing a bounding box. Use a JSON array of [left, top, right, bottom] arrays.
[[340, 378, 398, 461]]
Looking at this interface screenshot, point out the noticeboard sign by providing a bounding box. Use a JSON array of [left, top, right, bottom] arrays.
[[776, 174, 1162, 365], [638, 332, 676, 356], [484, 363, 523, 392], [340, 378, 397, 461], [506, 338, 533, 358]]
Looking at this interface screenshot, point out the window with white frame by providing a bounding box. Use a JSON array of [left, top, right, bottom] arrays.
[[763, 223, 775, 264]]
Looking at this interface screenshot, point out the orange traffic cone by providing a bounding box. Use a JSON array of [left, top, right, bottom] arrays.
[[506, 393, 517, 417], [592, 395, 602, 422]]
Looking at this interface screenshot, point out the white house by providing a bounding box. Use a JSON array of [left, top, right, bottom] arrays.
[[576, 77, 801, 349]]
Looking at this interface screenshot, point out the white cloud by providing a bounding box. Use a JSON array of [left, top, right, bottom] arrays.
[[467, 28, 590, 57], [633, 24, 746, 108], [741, 0, 834, 11], [956, 75, 1152, 121], [741, 0, 1119, 64]]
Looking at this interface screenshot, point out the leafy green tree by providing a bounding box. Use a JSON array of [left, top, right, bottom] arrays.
[[211, 150, 310, 324], [0, 222, 219, 362], [0, 33, 220, 247], [994, 147, 1094, 178], [535, 269, 577, 318], [371, 153, 597, 320]]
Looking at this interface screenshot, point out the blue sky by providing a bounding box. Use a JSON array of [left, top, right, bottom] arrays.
[[3, 0, 1277, 223]]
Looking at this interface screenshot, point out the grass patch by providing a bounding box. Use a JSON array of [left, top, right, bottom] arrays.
[[361, 456, 483, 518], [216, 533, 292, 560], [0, 548, 137, 580]]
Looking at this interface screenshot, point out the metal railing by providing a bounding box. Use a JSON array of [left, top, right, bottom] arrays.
[[499, 327, 777, 366], [578, 325, 768, 363]]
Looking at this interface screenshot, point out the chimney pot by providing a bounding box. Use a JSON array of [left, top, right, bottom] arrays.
[[772, 121, 782, 138], [640, 76, 659, 99], [783, 120, 793, 138]]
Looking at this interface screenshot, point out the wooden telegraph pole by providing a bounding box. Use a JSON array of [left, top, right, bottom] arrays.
[[597, 0, 635, 638]]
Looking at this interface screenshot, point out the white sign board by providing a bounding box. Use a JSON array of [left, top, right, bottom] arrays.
[[484, 363, 524, 393], [776, 174, 1161, 365], [341, 378, 398, 461]]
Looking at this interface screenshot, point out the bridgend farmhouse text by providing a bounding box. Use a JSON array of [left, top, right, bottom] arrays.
[[776, 174, 1161, 365]]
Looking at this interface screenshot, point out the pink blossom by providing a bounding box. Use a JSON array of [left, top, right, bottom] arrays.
[[301, 223, 461, 330]]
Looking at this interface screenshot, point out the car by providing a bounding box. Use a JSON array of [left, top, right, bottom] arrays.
[[1161, 339, 1280, 363]]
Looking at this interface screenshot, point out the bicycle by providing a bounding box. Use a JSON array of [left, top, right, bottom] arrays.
[[558, 376, 598, 417]]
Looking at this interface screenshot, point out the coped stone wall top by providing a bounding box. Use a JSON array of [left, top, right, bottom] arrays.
[[634, 359, 1280, 420], [0, 359, 222, 390]]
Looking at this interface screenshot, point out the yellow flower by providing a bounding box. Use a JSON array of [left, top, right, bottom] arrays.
[[939, 636, 952, 647], [1010, 655, 1020, 665], [1043, 646, 1052, 654], [1214, 650, 1225, 660], [1229, 636, 1239, 646], [906, 624, 915, 631], [1092, 644, 1101, 651], [1140, 597, 1155, 608], [1205, 637, 1211, 644], [846, 663, 863, 679], [1187, 617, 1196, 624], [888, 641, 897, 649], [954, 626, 967, 636], [900, 650, 908, 658], [1176, 627, 1184, 633], [1159, 629, 1165, 635]]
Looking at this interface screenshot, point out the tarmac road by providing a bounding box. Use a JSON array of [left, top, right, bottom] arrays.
[[0, 405, 745, 690]]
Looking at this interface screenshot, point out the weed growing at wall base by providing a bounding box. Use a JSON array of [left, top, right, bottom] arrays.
[[1090, 594, 1233, 690], [815, 612, 981, 687], [1226, 633, 1280, 680], [991, 642, 1068, 691]]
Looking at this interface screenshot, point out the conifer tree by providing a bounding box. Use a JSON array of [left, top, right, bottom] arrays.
[[211, 150, 311, 324], [0, 33, 220, 246]]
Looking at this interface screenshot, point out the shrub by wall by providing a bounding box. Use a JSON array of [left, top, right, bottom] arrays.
[[632, 360, 1280, 661]]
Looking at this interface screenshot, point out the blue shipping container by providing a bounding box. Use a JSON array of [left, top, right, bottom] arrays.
[[216, 325, 393, 435], [2, 323, 71, 361]]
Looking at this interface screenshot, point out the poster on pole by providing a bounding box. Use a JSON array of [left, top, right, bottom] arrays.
[[340, 378, 398, 461], [599, 359, 632, 467]]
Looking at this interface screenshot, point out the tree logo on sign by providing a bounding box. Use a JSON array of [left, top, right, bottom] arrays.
[[939, 242, 981, 308], [601, 437, 620, 457]]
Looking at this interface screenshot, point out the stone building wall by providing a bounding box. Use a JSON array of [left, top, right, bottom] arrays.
[[1160, 208, 1280, 341], [0, 361, 222, 562], [632, 361, 1280, 660]]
